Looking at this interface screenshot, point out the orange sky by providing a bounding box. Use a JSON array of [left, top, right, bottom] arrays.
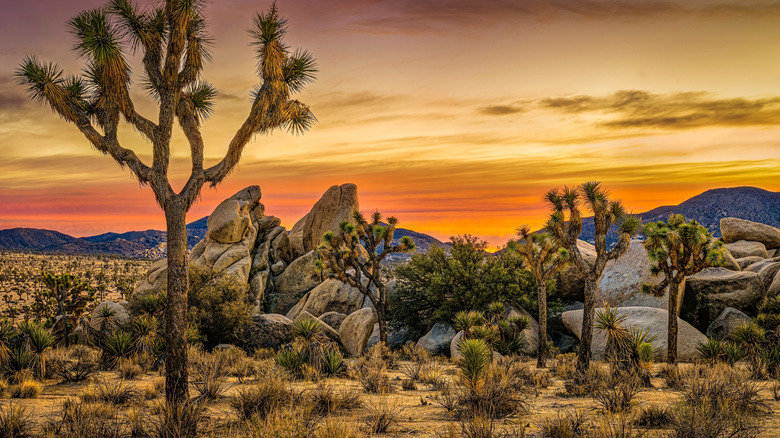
[[1, 0, 780, 249]]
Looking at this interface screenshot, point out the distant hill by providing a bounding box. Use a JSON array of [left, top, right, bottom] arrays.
[[383, 225, 450, 263], [579, 187, 780, 245]]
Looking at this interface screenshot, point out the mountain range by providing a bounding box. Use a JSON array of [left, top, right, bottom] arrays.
[[0, 186, 777, 258]]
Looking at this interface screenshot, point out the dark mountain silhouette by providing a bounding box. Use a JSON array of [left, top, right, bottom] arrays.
[[1, 187, 776, 258], [578, 186, 780, 245]]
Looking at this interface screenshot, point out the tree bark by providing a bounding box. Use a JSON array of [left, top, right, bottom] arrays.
[[537, 282, 548, 368], [58, 300, 69, 348], [666, 279, 682, 364], [577, 277, 597, 375], [164, 200, 189, 405], [376, 300, 388, 345]]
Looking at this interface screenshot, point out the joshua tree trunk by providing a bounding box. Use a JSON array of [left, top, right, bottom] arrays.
[[164, 201, 190, 403], [577, 277, 598, 375], [57, 299, 69, 348], [666, 279, 683, 365], [537, 282, 548, 368], [376, 302, 388, 345]]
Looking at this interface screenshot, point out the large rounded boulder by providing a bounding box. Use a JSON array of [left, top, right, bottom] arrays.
[[705, 307, 752, 340], [597, 240, 666, 308], [339, 308, 377, 357], [553, 240, 597, 301], [272, 250, 323, 314], [562, 306, 707, 361], [681, 267, 766, 331], [721, 217, 780, 249], [285, 279, 365, 320], [289, 183, 359, 257], [416, 322, 457, 356], [244, 313, 293, 350]]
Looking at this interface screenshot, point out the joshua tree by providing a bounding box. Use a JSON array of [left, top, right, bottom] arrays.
[[17, 1, 316, 406], [40, 273, 95, 347], [317, 211, 415, 345], [545, 181, 640, 374], [509, 225, 569, 368], [642, 214, 726, 364]]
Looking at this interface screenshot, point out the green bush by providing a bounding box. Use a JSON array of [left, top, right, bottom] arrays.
[[390, 235, 536, 339], [188, 267, 252, 349]]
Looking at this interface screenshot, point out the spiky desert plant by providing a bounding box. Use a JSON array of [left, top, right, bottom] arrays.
[[102, 330, 135, 368], [642, 214, 726, 364], [132, 314, 159, 355], [457, 338, 491, 391], [453, 311, 486, 338], [25, 323, 55, 378], [509, 225, 569, 367], [16, 1, 316, 409], [595, 304, 629, 365], [545, 181, 640, 374], [39, 273, 95, 347], [317, 210, 415, 343], [0, 319, 16, 366]]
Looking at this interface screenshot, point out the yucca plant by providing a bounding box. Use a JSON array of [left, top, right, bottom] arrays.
[[95, 305, 119, 334], [457, 338, 491, 391], [292, 317, 321, 341], [5, 349, 34, 382], [625, 328, 655, 370], [275, 347, 305, 376], [101, 330, 134, 368], [132, 314, 159, 355], [723, 341, 745, 366], [321, 349, 344, 376], [25, 323, 55, 378], [485, 302, 506, 323], [731, 323, 765, 369], [698, 338, 726, 364], [0, 319, 16, 366], [135, 292, 166, 316], [453, 311, 486, 337], [595, 304, 629, 365]]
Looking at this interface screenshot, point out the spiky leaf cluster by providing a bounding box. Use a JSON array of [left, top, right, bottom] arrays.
[[509, 225, 569, 284]]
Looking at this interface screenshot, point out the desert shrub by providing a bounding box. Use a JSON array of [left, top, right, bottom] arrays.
[[81, 377, 139, 405], [305, 384, 361, 414], [231, 373, 296, 420], [351, 345, 392, 393], [275, 346, 305, 377], [321, 349, 344, 376], [633, 404, 672, 428], [0, 319, 16, 366], [593, 372, 642, 413], [667, 401, 760, 438], [189, 348, 230, 400], [562, 363, 612, 397], [129, 290, 166, 317], [153, 398, 205, 438], [8, 377, 41, 399], [773, 381, 780, 401], [391, 235, 536, 340], [592, 413, 645, 438], [48, 345, 100, 382], [540, 410, 589, 438], [551, 352, 578, 380], [101, 330, 134, 368], [399, 341, 431, 363], [0, 403, 32, 438], [231, 405, 320, 438], [188, 267, 252, 349], [43, 399, 127, 438], [131, 314, 160, 355], [117, 357, 143, 379], [447, 415, 527, 438], [314, 419, 368, 438], [363, 397, 404, 433], [458, 338, 491, 390], [19, 321, 55, 378], [458, 365, 529, 419], [4, 348, 34, 381], [419, 358, 449, 388]]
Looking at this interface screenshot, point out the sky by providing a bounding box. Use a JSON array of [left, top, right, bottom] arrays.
[[1, 0, 780, 250]]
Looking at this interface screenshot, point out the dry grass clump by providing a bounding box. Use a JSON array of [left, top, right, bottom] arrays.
[[363, 397, 404, 434], [773, 380, 780, 401], [153, 399, 205, 438], [419, 359, 449, 389], [43, 398, 127, 438], [561, 364, 612, 397], [633, 404, 672, 429], [0, 403, 32, 438], [80, 377, 139, 405], [227, 405, 320, 438], [592, 413, 646, 438], [665, 364, 767, 438], [550, 353, 578, 380], [314, 419, 368, 438], [8, 376, 41, 399], [593, 372, 642, 413], [351, 344, 393, 393], [231, 372, 297, 421], [438, 415, 527, 438], [48, 345, 100, 383], [399, 341, 431, 363], [539, 410, 589, 438], [117, 357, 144, 380], [305, 383, 362, 415]]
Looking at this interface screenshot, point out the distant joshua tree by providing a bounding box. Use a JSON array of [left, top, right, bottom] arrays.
[[40, 273, 95, 347], [642, 214, 726, 364], [545, 181, 640, 375], [16, 1, 316, 407], [317, 211, 415, 345], [509, 225, 569, 368]]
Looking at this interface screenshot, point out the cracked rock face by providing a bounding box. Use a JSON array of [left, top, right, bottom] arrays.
[[290, 183, 359, 258]]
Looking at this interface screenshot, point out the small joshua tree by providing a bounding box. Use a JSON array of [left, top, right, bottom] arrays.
[[509, 226, 569, 367], [317, 211, 415, 345], [40, 273, 95, 347], [17, 1, 316, 407], [545, 181, 640, 375], [642, 214, 726, 364]]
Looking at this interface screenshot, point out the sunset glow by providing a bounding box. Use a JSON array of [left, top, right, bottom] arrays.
[[2, 0, 780, 250]]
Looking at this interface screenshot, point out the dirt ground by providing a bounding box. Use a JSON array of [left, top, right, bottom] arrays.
[[4, 359, 779, 437]]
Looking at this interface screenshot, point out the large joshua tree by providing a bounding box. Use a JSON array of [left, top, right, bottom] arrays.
[[509, 225, 569, 368], [16, 1, 316, 406], [40, 273, 95, 347], [545, 181, 640, 374], [642, 214, 726, 364], [317, 211, 415, 345]]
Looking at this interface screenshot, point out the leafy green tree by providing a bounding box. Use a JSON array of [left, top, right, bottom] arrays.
[[509, 226, 569, 367], [188, 267, 252, 350], [17, 1, 315, 406], [391, 235, 536, 340], [545, 181, 640, 374], [318, 211, 415, 344], [40, 273, 95, 347], [642, 214, 726, 364]]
